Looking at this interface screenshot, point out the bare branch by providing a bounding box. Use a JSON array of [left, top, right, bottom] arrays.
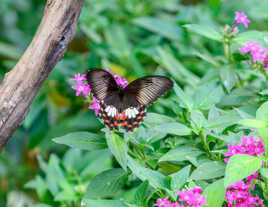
[[0, 0, 85, 152]]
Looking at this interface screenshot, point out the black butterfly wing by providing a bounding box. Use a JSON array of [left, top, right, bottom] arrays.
[[123, 76, 174, 106], [86, 69, 119, 100], [86, 69, 122, 131], [86, 70, 173, 133], [118, 76, 173, 132]]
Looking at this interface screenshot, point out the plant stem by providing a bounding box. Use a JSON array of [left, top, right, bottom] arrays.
[[200, 132, 210, 157], [223, 41, 232, 64], [262, 70, 268, 82], [200, 131, 217, 160], [264, 177, 268, 198]]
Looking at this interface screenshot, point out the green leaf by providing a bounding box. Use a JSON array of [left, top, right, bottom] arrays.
[[258, 127, 268, 156], [190, 161, 225, 180], [239, 119, 267, 128], [159, 145, 204, 162], [146, 130, 167, 143], [173, 82, 194, 110], [82, 199, 134, 207], [233, 30, 268, 45], [25, 176, 47, 199], [190, 110, 207, 132], [155, 47, 200, 87], [249, 4, 268, 21], [42, 154, 70, 197], [234, 106, 257, 119], [134, 181, 151, 207], [52, 132, 106, 151], [104, 24, 131, 59], [80, 150, 112, 177], [218, 88, 256, 107], [170, 165, 191, 191], [205, 114, 241, 129], [224, 154, 262, 187], [220, 67, 236, 93], [194, 82, 225, 110], [260, 168, 268, 179], [106, 132, 128, 171], [127, 156, 168, 189], [256, 101, 268, 155], [133, 17, 182, 40], [55, 190, 77, 202], [143, 113, 175, 128], [184, 24, 222, 41], [193, 50, 220, 67], [32, 204, 52, 207], [84, 168, 127, 199], [153, 122, 191, 136], [203, 179, 225, 207], [129, 52, 146, 76], [0, 42, 21, 59]]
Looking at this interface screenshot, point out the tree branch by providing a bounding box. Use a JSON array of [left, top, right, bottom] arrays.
[[0, 0, 85, 152]]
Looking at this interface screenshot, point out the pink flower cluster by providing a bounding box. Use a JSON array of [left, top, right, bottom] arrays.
[[264, 55, 268, 70], [225, 174, 264, 207], [239, 41, 268, 69], [70, 74, 90, 96], [234, 12, 250, 28], [224, 136, 265, 206], [154, 187, 207, 207], [106, 69, 128, 88], [224, 136, 265, 163], [176, 187, 208, 207], [70, 70, 128, 115]]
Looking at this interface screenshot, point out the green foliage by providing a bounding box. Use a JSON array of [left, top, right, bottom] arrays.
[[106, 132, 129, 171], [184, 24, 223, 42], [2, 0, 268, 206], [84, 168, 128, 199], [25, 149, 113, 206], [53, 131, 107, 150], [224, 154, 262, 187], [203, 179, 225, 207]]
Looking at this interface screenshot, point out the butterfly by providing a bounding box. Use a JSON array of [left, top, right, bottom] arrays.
[[86, 69, 173, 132]]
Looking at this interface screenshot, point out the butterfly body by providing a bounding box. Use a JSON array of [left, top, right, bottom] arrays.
[[86, 69, 173, 132]]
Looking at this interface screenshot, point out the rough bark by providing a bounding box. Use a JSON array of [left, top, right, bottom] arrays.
[[0, 0, 85, 152]]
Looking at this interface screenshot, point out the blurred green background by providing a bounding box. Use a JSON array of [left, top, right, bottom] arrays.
[[0, 0, 268, 206]]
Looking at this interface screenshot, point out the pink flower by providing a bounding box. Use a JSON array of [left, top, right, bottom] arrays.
[[167, 203, 183, 207], [224, 136, 265, 206], [154, 196, 170, 207], [72, 83, 90, 96], [225, 179, 264, 207], [70, 73, 86, 85], [88, 97, 100, 115], [246, 172, 258, 184], [252, 49, 267, 63], [239, 42, 268, 69], [234, 12, 251, 28], [176, 187, 208, 207], [239, 41, 261, 54], [106, 69, 129, 88], [264, 55, 268, 70], [153, 187, 207, 207], [224, 136, 265, 163]]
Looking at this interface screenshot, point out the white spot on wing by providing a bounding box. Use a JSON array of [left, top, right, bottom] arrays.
[[105, 106, 117, 117], [105, 106, 110, 113], [133, 108, 139, 115], [125, 108, 138, 118]]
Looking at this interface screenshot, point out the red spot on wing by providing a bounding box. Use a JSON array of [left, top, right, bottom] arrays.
[[97, 101, 147, 132]]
